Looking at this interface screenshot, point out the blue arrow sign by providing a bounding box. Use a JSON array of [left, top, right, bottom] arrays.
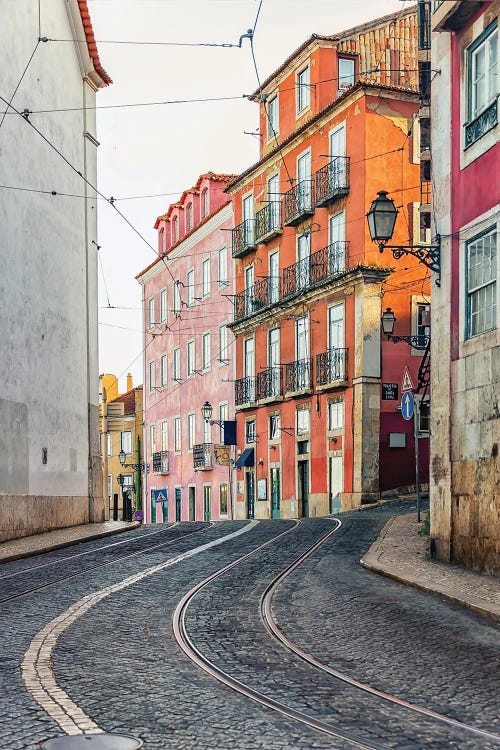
[[401, 391, 415, 421]]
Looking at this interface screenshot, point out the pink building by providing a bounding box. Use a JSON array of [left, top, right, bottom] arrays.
[[136, 173, 236, 523]]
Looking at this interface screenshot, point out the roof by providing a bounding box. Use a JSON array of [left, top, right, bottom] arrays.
[[226, 81, 418, 192], [78, 0, 112, 85], [154, 172, 238, 227], [250, 5, 416, 97], [109, 386, 142, 415]]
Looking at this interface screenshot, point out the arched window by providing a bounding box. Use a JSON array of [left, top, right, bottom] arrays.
[[172, 215, 179, 243], [159, 226, 165, 252], [202, 187, 209, 218], [187, 202, 193, 231]]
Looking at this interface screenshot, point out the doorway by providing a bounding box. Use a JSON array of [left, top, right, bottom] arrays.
[[329, 455, 343, 514], [150, 490, 157, 524], [246, 471, 255, 519], [203, 485, 211, 522], [175, 487, 181, 522], [297, 460, 309, 517], [270, 467, 281, 519], [188, 486, 195, 521]]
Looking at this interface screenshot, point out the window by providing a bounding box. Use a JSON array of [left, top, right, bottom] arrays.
[[172, 215, 179, 243], [202, 258, 210, 298], [218, 247, 228, 287], [296, 408, 310, 435], [328, 400, 344, 430], [121, 430, 132, 455], [106, 433, 112, 456], [466, 22, 498, 147], [267, 95, 279, 138], [188, 413, 195, 450], [150, 423, 156, 455], [160, 289, 167, 322], [187, 269, 194, 306], [466, 228, 497, 337], [219, 402, 228, 444], [219, 483, 228, 516], [173, 347, 181, 381], [202, 187, 209, 217], [418, 398, 431, 435], [187, 340, 195, 377], [246, 419, 256, 444], [174, 417, 181, 452], [161, 420, 168, 451], [268, 173, 280, 231], [160, 354, 167, 387], [338, 57, 356, 93], [149, 360, 156, 392], [269, 413, 280, 441], [202, 332, 211, 370], [269, 250, 279, 303], [416, 303, 431, 340], [296, 65, 310, 113], [173, 281, 181, 315], [186, 201, 193, 231], [148, 298, 155, 328], [219, 324, 229, 363]]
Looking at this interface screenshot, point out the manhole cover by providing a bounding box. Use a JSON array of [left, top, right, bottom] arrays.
[[42, 734, 143, 749]]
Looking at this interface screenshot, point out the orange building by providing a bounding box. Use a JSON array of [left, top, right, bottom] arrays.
[[227, 8, 431, 519]]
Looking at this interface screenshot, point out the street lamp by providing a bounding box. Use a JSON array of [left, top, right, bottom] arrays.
[[367, 190, 441, 285], [381, 307, 429, 351], [201, 400, 224, 427], [118, 450, 149, 472]]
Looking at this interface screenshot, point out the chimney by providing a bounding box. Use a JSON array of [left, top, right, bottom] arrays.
[[127, 373, 133, 392]]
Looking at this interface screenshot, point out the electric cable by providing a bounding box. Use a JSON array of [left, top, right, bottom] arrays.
[[0, 40, 40, 131]]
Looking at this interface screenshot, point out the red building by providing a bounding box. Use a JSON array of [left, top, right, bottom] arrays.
[[227, 8, 432, 519]]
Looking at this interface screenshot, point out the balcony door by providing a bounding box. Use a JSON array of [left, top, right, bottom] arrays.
[[269, 250, 279, 303], [268, 174, 280, 230], [296, 315, 310, 389], [297, 232, 310, 290], [244, 337, 255, 402], [297, 150, 311, 211], [245, 264, 254, 314], [268, 327, 280, 396], [328, 303, 344, 381], [329, 211, 346, 273], [329, 124, 346, 188], [243, 193, 254, 245]]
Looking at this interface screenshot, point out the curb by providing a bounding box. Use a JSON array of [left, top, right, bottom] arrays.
[[0, 522, 141, 565]]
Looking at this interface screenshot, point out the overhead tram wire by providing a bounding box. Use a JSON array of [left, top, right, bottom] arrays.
[[0, 39, 40, 131]]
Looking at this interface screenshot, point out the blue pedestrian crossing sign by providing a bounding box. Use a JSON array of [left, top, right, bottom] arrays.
[[153, 489, 168, 504], [401, 391, 415, 421]]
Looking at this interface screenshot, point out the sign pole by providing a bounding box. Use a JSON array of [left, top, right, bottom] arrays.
[[413, 396, 421, 522]]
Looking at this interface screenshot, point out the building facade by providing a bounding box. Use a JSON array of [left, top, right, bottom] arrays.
[[137, 173, 236, 523], [0, 0, 110, 541], [430, 0, 499, 573], [227, 9, 432, 520]]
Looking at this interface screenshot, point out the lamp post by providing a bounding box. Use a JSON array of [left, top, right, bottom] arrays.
[[381, 307, 430, 351], [367, 190, 441, 285]]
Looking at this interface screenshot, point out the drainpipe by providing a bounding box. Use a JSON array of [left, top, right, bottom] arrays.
[[135, 434, 142, 511]]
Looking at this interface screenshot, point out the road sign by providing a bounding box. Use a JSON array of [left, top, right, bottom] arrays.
[[401, 391, 415, 421], [402, 366, 413, 392], [153, 489, 168, 504]]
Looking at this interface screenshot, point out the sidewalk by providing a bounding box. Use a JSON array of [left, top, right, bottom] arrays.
[[0, 521, 140, 564], [361, 512, 500, 623]]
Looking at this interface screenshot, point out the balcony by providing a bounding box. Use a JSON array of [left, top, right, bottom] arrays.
[[256, 367, 282, 400], [152, 450, 169, 474], [282, 241, 348, 298], [465, 100, 499, 150], [314, 157, 350, 208], [232, 219, 256, 259], [431, 0, 481, 32], [193, 443, 213, 471], [316, 348, 348, 388], [285, 358, 312, 394], [417, 1, 431, 51], [233, 277, 280, 322], [235, 376, 257, 407], [283, 181, 314, 226], [255, 202, 282, 244]]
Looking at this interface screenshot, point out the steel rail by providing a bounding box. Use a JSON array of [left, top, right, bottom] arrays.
[[260, 522, 500, 745], [0, 523, 216, 605], [173, 519, 391, 750]]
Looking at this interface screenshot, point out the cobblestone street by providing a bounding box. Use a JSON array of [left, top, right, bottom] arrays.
[[1, 507, 498, 750]]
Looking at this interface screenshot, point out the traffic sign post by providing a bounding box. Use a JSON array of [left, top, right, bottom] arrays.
[[401, 391, 414, 421], [413, 396, 421, 522]]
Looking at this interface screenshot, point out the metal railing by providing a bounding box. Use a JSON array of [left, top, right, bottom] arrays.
[[316, 348, 348, 386], [153, 450, 169, 474], [315, 157, 350, 207], [285, 358, 312, 393], [282, 241, 348, 297], [418, 1, 431, 50], [232, 218, 256, 258], [193, 443, 213, 470], [256, 367, 282, 400], [235, 375, 257, 406], [283, 180, 314, 226], [233, 277, 276, 322], [255, 202, 282, 243]]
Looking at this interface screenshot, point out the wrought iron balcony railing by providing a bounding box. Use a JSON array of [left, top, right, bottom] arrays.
[[316, 348, 348, 387], [315, 157, 350, 208], [282, 241, 348, 298], [193, 443, 213, 471], [152, 450, 169, 474], [256, 366, 282, 400], [285, 358, 312, 393], [417, 1, 431, 50], [235, 375, 257, 406], [283, 180, 314, 226], [233, 277, 278, 322], [232, 218, 256, 258], [255, 202, 282, 244]]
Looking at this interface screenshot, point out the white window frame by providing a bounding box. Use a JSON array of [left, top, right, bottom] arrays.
[[106, 433, 112, 457], [187, 412, 196, 451], [202, 187, 209, 218], [186, 201, 193, 231], [202, 257, 210, 298], [173, 281, 181, 315], [337, 57, 356, 94], [121, 430, 132, 455], [267, 94, 279, 139], [187, 340, 195, 377], [186, 268, 195, 307], [160, 288, 167, 322], [149, 423, 156, 456], [161, 420, 168, 451], [466, 226, 497, 338], [148, 297, 155, 329], [218, 402, 228, 444], [202, 332, 211, 371], [149, 360, 156, 392], [218, 246, 228, 287], [219, 324, 229, 363], [296, 408, 310, 435], [160, 353, 167, 387], [173, 347, 181, 381], [328, 400, 344, 431], [269, 413, 281, 441], [174, 417, 181, 453], [296, 64, 310, 114], [172, 215, 179, 243], [246, 419, 256, 444]]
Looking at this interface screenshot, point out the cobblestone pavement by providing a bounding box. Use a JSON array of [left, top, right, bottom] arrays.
[[1, 510, 498, 750]]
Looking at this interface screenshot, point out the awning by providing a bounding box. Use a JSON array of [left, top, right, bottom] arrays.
[[234, 447, 254, 468]]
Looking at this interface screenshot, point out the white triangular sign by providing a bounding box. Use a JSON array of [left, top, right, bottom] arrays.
[[402, 366, 413, 392]]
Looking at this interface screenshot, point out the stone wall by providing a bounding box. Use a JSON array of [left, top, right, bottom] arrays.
[[0, 495, 107, 543]]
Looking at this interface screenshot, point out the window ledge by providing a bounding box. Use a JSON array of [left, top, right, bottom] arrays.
[[464, 99, 498, 150]]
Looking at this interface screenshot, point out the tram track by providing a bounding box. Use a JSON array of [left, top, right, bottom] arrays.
[[0, 522, 213, 605], [173, 517, 500, 750]]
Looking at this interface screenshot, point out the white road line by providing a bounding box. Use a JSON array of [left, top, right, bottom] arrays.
[[22, 521, 257, 735]]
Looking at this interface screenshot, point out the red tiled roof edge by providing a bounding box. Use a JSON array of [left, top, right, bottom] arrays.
[[78, 0, 112, 85], [153, 173, 238, 227], [109, 386, 142, 414]]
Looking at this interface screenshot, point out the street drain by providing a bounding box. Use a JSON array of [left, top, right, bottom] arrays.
[[42, 734, 143, 749]]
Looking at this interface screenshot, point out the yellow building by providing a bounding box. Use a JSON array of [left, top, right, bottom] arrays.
[[99, 374, 144, 520]]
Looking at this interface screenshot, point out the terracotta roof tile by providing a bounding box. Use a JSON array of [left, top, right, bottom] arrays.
[[109, 386, 142, 415], [78, 0, 112, 86]]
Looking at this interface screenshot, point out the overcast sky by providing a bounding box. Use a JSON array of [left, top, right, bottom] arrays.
[[91, 0, 408, 391]]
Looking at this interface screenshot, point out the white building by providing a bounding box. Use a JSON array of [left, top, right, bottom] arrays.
[[0, 0, 111, 540]]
